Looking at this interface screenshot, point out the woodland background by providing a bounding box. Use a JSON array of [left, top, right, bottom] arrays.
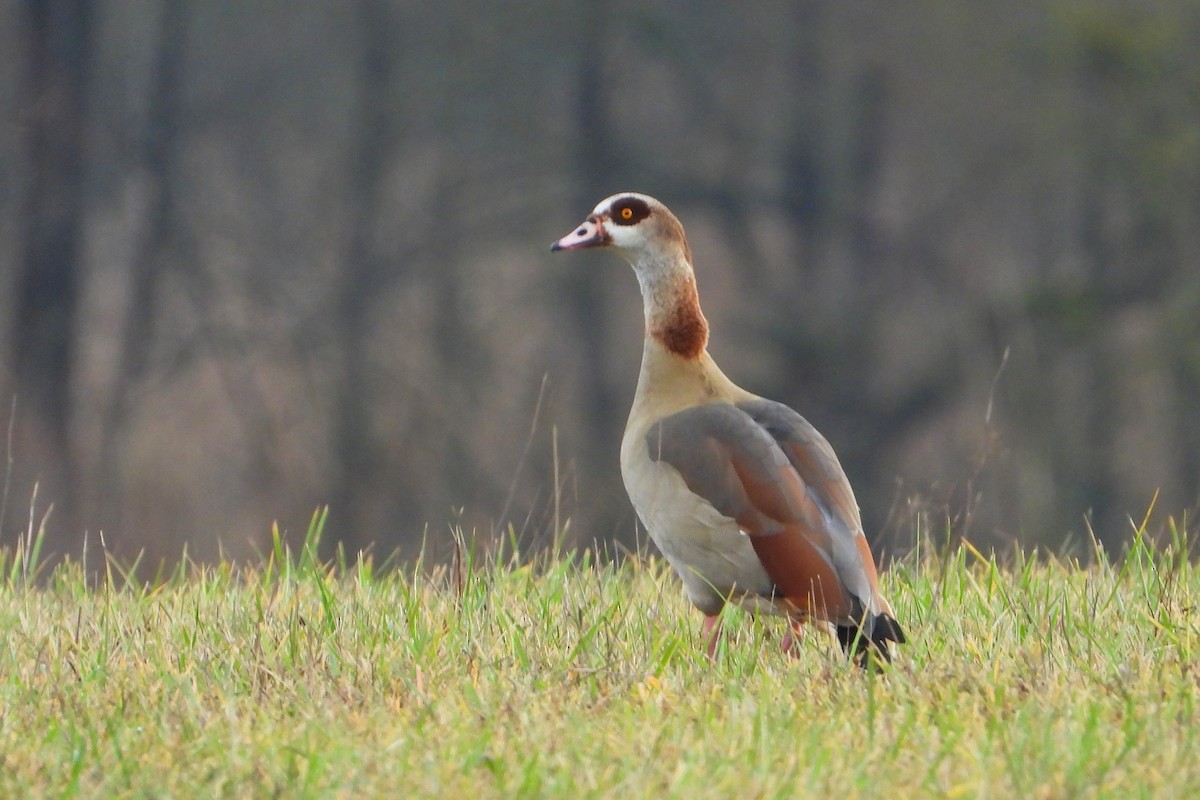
[[2, 1, 1199, 568]]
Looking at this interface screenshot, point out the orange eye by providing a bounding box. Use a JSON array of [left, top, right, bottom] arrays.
[[620, 207, 633, 220]]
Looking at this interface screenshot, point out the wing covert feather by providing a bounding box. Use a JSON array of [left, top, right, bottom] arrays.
[[645, 403, 859, 621]]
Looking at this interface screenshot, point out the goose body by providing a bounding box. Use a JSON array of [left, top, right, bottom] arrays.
[[552, 192, 904, 663]]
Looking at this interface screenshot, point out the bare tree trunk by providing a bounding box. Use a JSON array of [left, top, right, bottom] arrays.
[[91, 2, 189, 538], [329, 0, 395, 558], [565, 28, 628, 544], [9, 0, 93, 551]]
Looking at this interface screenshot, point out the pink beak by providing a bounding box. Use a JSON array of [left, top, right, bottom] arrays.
[[550, 215, 608, 251]]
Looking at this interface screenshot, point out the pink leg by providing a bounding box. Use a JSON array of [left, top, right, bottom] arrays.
[[703, 614, 723, 658], [780, 619, 805, 657]]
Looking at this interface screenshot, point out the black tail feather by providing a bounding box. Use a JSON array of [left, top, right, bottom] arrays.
[[837, 613, 906, 668]]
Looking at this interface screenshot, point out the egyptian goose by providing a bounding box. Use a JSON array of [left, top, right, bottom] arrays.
[[551, 192, 905, 664]]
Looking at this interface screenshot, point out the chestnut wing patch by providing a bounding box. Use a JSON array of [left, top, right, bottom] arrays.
[[645, 403, 857, 621], [735, 399, 862, 533], [736, 398, 882, 604]]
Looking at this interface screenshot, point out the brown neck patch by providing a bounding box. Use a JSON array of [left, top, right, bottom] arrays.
[[651, 276, 708, 359]]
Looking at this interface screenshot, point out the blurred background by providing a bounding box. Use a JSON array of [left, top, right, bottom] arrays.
[[2, 1, 1199, 569]]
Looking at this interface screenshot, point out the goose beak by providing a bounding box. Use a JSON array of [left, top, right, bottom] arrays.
[[550, 215, 608, 251]]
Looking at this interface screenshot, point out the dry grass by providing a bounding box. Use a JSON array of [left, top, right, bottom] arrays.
[[1, 510, 1198, 798]]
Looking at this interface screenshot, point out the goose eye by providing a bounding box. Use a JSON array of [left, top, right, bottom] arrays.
[[611, 197, 650, 226]]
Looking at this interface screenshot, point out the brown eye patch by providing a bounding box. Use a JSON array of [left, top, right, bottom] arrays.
[[610, 196, 651, 226]]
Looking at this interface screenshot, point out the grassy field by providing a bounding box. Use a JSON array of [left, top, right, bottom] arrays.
[[1, 512, 1198, 799]]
